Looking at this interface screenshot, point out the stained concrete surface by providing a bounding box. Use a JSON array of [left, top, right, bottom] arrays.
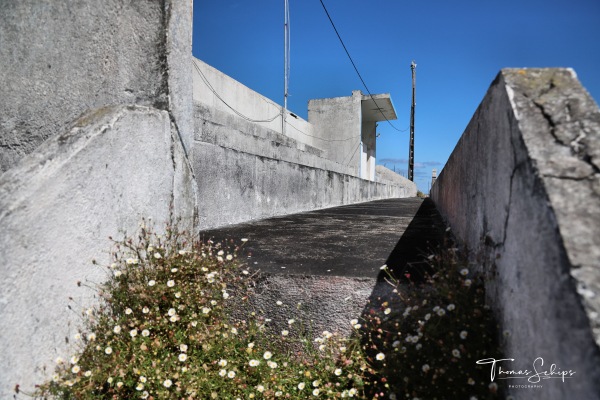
[[201, 197, 446, 279]]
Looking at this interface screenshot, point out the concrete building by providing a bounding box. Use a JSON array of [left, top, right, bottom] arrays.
[[309, 90, 397, 181]]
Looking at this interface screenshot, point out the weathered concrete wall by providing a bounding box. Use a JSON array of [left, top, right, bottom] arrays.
[[308, 92, 363, 174], [194, 141, 414, 229], [430, 69, 600, 400], [0, 1, 196, 397], [375, 165, 417, 197], [0, 106, 196, 397], [192, 58, 317, 149], [0, 0, 194, 172]]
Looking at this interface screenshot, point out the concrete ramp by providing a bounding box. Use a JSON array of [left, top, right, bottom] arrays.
[[201, 198, 446, 335]]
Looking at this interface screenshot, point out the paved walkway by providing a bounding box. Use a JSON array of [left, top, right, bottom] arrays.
[[201, 197, 448, 280]]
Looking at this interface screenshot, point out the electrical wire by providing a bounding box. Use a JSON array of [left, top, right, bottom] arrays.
[[193, 59, 281, 123], [343, 140, 362, 166], [285, 120, 359, 142], [318, 0, 408, 133]]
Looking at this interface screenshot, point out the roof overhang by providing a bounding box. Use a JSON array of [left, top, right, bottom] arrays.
[[361, 93, 397, 122]]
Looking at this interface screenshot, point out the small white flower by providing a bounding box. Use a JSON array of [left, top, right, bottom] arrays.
[[282, 330, 289, 336], [231, 327, 238, 334], [298, 382, 306, 390], [142, 329, 150, 337], [353, 324, 362, 329], [392, 340, 400, 348], [257, 384, 265, 392], [460, 268, 469, 276], [178, 250, 187, 255], [447, 304, 456, 311], [180, 344, 188, 352], [424, 313, 431, 321], [384, 308, 391, 315], [276, 300, 283, 306], [339, 346, 347, 352], [334, 368, 343, 376], [125, 308, 133, 315], [153, 252, 162, 259], [129, 329, 137, 337], [226, 254, 233, 261], [219, 369, 227, 377], [376, 352, 385, 361], [142, 306, 149, 314], [241, 238, 249, 242], [175, 291, 181, 298], [84, 370, 92, 377], [73, 333, 81, 340], [464, 279, 472, 287], [219, 359, 228, 367], [70, 355, 79, 364], [268, 361, 278, 369], [148, 280, 155, 287], [263, 351, 272, 360], [437, 309, 446, 316], [136, 383, 144, 391], [242, 270, 249, 275], [71, 365, 80, 374], [249, 359, 260, 367], [467, 378, 475, 385], [348, 388, 357, 397], [147, 246, 154, 252], [168, 308, 177, 316], [202, 307, 211, 314], [248, 342, 255, 349], [105, 347, 113, 355], [422, 364, 430, 372], [312, 380, 320, 387], [460, 330, 468, 339], [313, 388, 320, 396], [217, 250, 225, 256], [350, 319, 358, 325], [288, 319, 295, 325], [113, 325, 122, 334], [380, 264, 388, 270], [87, 333, 96, 341], [167, 280, 175, 287], [452, 349, 461, 358], [163, 379, 173, 387], [227, 370, 236, 378]]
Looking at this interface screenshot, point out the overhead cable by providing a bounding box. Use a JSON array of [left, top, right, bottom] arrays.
[[318, 0, 409, 133], [192, 59, 281, 123]]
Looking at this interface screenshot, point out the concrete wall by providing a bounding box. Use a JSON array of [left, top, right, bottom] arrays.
[[192, 58, 317, 149], [193, 141, 414, 229], [0, 2, 195, 397], [430, 69, 600, 400], [0, 0, 194, 173], [308, 91, 363, 175], [193, 60, 415, 229]]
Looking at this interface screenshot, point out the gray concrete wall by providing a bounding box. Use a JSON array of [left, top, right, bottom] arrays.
[[194, 141, 414, 229], [0, 1, 196, 397], [0, 0, 194, 172], [430, 68, 600, 400], [192, 58, 317, 150], [0, 106, 196, 397], [308, 91, 363, 174]]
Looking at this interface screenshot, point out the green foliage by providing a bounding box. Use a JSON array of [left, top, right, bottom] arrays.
[[31, 226, 503, 399]]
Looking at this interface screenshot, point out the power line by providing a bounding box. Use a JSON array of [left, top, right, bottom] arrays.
[[285, 120, 359, 142], [317, 0, 408, 133], [192, 59, 281, 123]]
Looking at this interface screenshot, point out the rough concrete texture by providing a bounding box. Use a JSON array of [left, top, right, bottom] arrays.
[[193, 141, 415, 230], [194, 103, 356, 176], [205, 198, 446, 340], [430, 68, 600, 400], [375, 165, 417, 196], [308, 92, 362, 171], [0, 106, 196, 397], [0, 0, 193, 173], [192, 58, 317, 149]]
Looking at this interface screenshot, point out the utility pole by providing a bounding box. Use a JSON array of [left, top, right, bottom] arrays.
[[408, 61, 416, 182]]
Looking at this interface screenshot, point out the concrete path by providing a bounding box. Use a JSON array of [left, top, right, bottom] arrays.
[[201, 197, 447, 281]]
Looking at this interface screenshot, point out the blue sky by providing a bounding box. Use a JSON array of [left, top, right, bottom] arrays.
[[193, 0, 600, 193]]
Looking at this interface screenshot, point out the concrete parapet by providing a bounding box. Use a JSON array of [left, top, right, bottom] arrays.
[[193, 141, 415, 230], [0, 0, 194, 173], [0, 106, 196, 397], [430, 68, 600, 399]]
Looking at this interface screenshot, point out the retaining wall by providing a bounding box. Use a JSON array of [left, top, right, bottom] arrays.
[[0, 2, 195, 397], [430, 68, 600, 400]]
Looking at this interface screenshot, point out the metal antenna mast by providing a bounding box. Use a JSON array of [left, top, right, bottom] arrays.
[[282, 0, 290, 136], [408, 61, 416, 182]]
